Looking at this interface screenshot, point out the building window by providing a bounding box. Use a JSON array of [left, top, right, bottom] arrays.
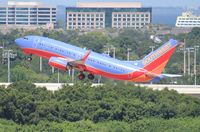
[[38, 8, 50, 10], [16, 8, 28, 10], [38, 12, 50, 14]]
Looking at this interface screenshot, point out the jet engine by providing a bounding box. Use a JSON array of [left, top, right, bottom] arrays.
[[48, 57, 69, 71]]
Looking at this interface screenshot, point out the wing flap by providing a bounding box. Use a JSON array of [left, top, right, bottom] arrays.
[[68, 50, 91, 71]]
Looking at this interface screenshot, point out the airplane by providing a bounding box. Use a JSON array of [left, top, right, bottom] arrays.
[[15, 36, 181, 83]]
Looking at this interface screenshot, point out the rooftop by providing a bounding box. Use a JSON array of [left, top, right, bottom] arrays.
[[181, 12, 200, 17], [8, 1, 42, 6], [76, 2, 142, 8]]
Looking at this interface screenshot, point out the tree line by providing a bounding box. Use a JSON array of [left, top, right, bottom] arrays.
[[0, 81, 200, 125], [0, 81, 200, 131], [0, 118, 200, 131]]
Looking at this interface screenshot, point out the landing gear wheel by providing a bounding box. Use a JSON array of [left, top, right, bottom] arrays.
[[88, 74, 94, 80], [78, 73, 85, 80], [27, 56, 32, 61]]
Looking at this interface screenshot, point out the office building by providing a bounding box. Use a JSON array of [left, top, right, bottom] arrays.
[[176, 12, 200, 28], [0, 2, 56, 29], [57, 2, 152, 30]]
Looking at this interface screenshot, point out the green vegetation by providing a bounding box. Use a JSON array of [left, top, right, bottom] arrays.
[[0, 27, 200, 84], [0, 82, 199, 131], [0, 118, 200, 132]]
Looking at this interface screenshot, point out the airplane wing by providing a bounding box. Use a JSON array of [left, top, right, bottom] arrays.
[[67, 51, 91, 71], [48, 51, 91, 71]]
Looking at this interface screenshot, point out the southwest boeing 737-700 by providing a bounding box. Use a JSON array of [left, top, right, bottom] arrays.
[[15, 36, 181, 83]]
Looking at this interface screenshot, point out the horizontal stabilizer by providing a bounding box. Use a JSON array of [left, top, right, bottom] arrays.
[[145, 73, 182, 79], [149, 73, 182, 83], [161, 74, 182, 78]]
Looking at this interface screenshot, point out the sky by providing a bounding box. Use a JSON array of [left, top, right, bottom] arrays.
[[0, 0, 200, 8]]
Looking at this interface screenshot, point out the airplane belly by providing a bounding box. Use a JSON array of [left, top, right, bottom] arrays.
[[85, 65, 132, 80]]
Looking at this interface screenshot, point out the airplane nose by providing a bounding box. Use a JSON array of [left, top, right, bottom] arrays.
[[15, 38, 22, 47]]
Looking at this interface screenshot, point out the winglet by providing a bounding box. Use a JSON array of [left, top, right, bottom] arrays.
[[82, 51, 91, 62]]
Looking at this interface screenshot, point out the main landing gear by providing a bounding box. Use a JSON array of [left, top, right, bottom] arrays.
[[88, 74, 95, 80], [77, 72, 95, 81], [78, 73, 85, 80]]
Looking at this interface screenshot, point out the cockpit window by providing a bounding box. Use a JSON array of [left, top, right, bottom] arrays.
[[24, 37, 28, 40]]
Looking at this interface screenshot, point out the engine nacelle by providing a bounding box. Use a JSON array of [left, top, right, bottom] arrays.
[[48, 57, 69, 71]]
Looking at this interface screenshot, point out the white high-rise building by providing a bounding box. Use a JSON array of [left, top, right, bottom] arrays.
[[0, 2, 56, 29], [176, 12, 200, 28]]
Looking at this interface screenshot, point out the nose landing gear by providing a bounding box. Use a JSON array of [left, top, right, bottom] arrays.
[[27, 56, 32, 61], [25, 54, 32, 61]]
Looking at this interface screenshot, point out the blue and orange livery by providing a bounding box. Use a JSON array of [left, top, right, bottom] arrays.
[[15, 36, 181, 83]]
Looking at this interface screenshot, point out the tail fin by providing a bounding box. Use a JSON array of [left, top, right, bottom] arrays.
[[141, 39, 178, 75]]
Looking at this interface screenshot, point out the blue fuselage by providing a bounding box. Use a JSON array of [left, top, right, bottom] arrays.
[[15, 36, 144, 80]]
